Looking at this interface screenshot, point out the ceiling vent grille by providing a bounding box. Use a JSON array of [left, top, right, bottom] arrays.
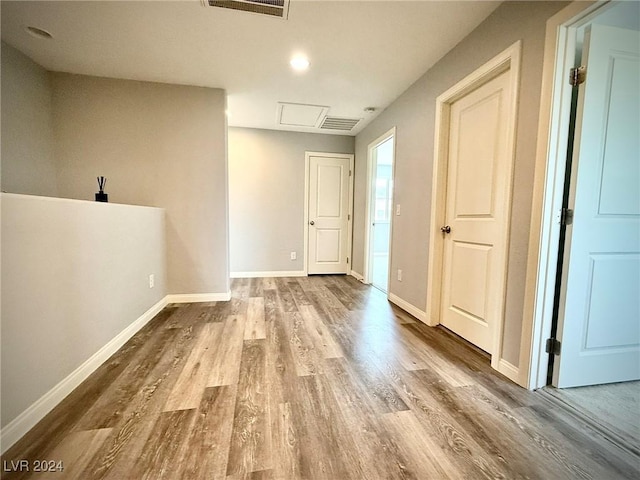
[[203, 0, 290, 19], [319, 116, 361, 132]]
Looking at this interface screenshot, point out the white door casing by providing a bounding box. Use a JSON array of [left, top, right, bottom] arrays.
[[426, 41, 520, 381], [524, 1, 614, 390], [305, 153, 354, 275], [364, 127, 396, 290], [554, 24, 640, 388], [440, 70, 512, 354]]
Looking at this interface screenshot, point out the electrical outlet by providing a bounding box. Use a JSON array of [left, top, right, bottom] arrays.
[[290, 251, 297, 260], [149, 274, 155, 289], [396, 204, 401, 216], [397, 269, 402, 281]]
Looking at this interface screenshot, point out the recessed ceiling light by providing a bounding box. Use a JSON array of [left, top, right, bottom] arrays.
[[290, 56, 310, 71], [25, 25, 53, 40]]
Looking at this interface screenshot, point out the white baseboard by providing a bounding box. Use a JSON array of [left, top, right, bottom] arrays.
[[388, 293, 428, 323], [496, 358, 520, 385], [350, 270, 365, 282], [230, 271, 306, 279], [0, 296, 168, 454], [165, 292, 231, 303], [0, 288, 234, 453]]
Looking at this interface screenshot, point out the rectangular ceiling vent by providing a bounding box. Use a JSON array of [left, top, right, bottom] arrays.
[[319, 116, 361, 132], [203, 0, 290, 19]]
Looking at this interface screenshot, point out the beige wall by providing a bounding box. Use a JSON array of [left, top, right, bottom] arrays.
[[353, 1, 568, 366], [1, 42, 57, 196], [228, 127, 354, 274], [51, 73, 229, 295], [1, 193, 166, 429]]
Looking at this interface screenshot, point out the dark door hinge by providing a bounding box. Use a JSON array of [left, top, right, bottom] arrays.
[[569, 66, 586, 86], [545, 338, 562, 355], [561, 208, 574, 226]]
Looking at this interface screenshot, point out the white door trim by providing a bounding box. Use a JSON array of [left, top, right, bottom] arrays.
[[364, 127, 397, 288], [304, 151, 355, 276], [522, 0, 614, 390], [425, 41, 521, 382]]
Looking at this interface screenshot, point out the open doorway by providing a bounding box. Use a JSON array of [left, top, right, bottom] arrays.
[[529, 0, 639, 452], [365, 128, 395, 293], [550, 3, 639, 389]]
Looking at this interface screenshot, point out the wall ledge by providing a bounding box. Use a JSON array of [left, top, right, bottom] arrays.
[[1, 192, 163, 211]]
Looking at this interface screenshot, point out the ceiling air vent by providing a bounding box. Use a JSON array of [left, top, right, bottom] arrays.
[[319, 116, 362, 132], [203, 0, 290, 19]]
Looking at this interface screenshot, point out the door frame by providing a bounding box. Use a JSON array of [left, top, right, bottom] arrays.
[[363, 127, 397, 289], [523, 0, 616, 389], [425, 41, 521, 381], [303, 151, 355, 276]]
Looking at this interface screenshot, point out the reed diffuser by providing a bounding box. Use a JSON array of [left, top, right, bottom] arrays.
[[95, 176, 108, 202]]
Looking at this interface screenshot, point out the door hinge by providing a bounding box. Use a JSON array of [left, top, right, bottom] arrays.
[[560, 208, 574, 226], [349, 170, 352, 177], [348, 214, 351, 221], [569, 66, 586, 86], [347, 256, 349, 264], [545, 338, 562, 355]]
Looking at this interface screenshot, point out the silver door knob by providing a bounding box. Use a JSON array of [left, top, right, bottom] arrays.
[[310, 221, 315, 225], [441, 225, 451, 234]]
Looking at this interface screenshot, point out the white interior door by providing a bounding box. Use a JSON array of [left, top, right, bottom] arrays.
[[554, 25, 640, 388], [307, 154, 351, 274], [440, 70, 513, 354]]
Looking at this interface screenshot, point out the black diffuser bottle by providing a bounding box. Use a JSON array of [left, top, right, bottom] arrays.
[[95, 176, 108, 202]]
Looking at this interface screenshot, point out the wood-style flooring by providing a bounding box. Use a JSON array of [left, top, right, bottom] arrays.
[[2, 275, 639, 479]]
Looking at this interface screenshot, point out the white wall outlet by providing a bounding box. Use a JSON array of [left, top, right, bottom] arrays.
[[149, 274, 155, 289], [397, 269, 402, 281], [396, 204, 401, 215], [290, 251, 297, 260]]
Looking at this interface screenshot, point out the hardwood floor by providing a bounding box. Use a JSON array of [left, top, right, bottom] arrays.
[[2, 275, 639, 479]]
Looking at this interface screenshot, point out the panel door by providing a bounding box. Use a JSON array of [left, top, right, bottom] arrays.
[[555, 25, 640, 388], [308, 155, 350, 274], [440, 70, 512, 353]]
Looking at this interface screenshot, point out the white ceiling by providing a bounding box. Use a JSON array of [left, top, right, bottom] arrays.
[[1, 0, 501, 136]]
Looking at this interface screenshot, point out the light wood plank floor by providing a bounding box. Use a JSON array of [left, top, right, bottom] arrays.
[[3, 275, 639, 479]]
